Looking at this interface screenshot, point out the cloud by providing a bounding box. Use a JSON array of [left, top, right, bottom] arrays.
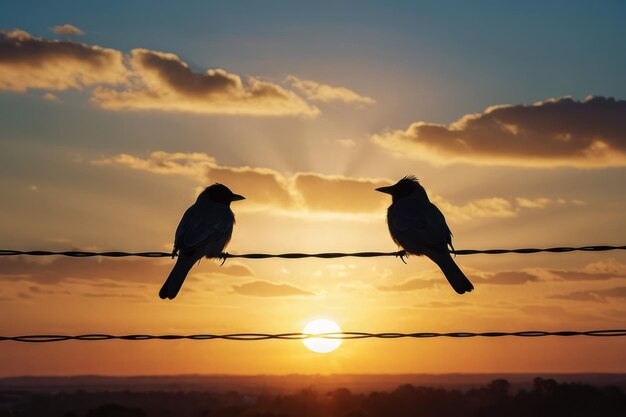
[[578, 258, 626, 276], [372, 97, 626, 168], [92, 49, 319, 116], [42, 92, 62, 103], [472, 259, 626, 286], [474, 271, 540, 285], [286, 75, 375, 105], [92, 151, 214, 177], [548, 270, 623, 281], [377, 278, 440, 291], [550, 286, 626, 303], [0, 256, 252, 285], [0, 29, 127, 92], [431, 196, 584, 223], [379, 270, 539, 292], [92, 151, 586, 220], [231, 280, 313, 297], [547, 258, 626, 282], [92, 151, 389, 215], [207, 166, 294, 209], [0, 29, 317, 116], [432, 196, 516, 221], [337, 139, 357, 147], [292, 173, 389, 212], [515, 197, 585, 209], [384, 259, 626, 291], [515, 197, 552, 209], [50, 24, 84, 36], [561, 262, 626, 281]]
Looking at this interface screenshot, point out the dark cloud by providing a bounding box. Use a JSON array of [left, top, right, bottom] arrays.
[[92, 49, 319, 116], [293, 173, 388, 213], [94, 150, 583, 221], [0, 29, 319, 116], [208, 166, 293, 209], [380, 270, 539, 291], [548, 270, 624, 281], [93, 151, 391, 215], [372, 97, 626, 167], [0, 29, 127, 91], [0, 257, 252, 285], [474, 271, 540, 285], [231, 280, 313, 297], [377, 278, 439, 292], [550, 286, 626, 303]]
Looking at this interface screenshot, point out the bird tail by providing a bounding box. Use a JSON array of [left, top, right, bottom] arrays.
[[431, 252, 474, 294], [159, 254, 198, 300]]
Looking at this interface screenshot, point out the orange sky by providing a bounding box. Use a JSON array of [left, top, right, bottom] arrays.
[[1, 2, 626, 376]]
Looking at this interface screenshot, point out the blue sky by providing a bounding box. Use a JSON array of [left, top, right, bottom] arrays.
[[3, 0, 626, 124]]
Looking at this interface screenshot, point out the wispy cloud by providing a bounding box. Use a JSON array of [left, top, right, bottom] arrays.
[[0, 29, 127, 92], [0, 256, 252, 285], [377, 259, 626, 292], [50, 24, 84, 36], [42, 92, 62, 103], [286, 75, 375, 105], [474, 259, 626, 285], [377, 278, 440, 291], [550, 286, 626, 303], [473, 271, 540, 285], [372, 97, 626, 168], [232, 280, 313, 297]]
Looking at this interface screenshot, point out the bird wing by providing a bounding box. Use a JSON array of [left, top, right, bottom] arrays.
[[425, 202, 453, 246], [174, 202, 234, 252], [388, 198, 452, 250]]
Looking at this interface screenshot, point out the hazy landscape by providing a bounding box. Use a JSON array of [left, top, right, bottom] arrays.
[[1, 374, 626, 416]]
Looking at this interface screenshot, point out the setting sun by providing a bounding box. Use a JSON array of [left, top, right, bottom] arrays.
[[302, 319, 343, 353]]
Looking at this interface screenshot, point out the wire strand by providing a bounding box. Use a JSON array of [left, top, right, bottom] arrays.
[[0, 245, 625, 259], [1, 330, 625, 343]]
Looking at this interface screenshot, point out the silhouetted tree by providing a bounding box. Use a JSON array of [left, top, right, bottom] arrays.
[[1, 378, 625, 417], [86, 403, 146, 417]]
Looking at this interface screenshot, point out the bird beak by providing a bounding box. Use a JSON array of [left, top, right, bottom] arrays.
[[231, 194, 246, 201], [375, 186, 394, 194]]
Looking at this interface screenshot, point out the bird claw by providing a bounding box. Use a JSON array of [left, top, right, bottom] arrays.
[[218, 252, 229, 266], [396, 250, 408, 264]]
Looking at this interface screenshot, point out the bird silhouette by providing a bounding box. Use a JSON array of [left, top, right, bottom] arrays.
[[159, 183, 245, 299], [376, 176, 473, 294]]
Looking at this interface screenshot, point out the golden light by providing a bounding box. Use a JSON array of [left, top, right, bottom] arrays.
[[302, 319, 343, 353]]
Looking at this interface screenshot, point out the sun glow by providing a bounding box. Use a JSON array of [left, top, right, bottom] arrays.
[[302, 319, 343, 353]]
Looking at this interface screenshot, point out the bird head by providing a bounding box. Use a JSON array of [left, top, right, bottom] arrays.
[[375, 176, 428, 202], [199, 183, 245, 206]]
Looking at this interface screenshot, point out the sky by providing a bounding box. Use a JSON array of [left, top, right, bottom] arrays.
[[0, 0, 625, 376]]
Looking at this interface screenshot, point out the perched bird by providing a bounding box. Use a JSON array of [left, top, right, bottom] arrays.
[[376, 176, 474, 294], [159, 183, 245, 299]]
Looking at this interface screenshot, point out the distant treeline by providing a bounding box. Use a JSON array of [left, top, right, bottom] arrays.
[[1, 378, 625, 417]]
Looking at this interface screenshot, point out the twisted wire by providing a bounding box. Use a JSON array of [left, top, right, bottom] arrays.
[[0, 245, 624, 259], [1, 330, 625, 343]]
